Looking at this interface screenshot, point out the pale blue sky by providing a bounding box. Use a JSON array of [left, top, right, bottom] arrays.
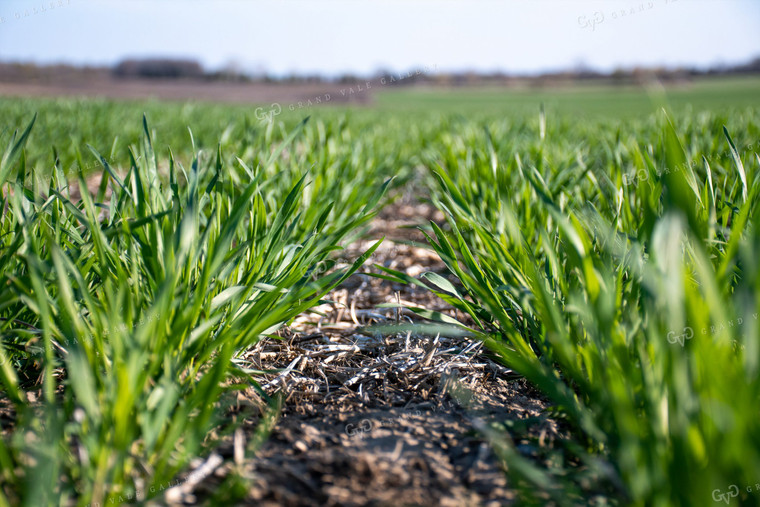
[[0, 0, 758, 76]]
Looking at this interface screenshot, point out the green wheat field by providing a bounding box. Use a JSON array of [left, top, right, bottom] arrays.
[[1, 76, 760, 506]]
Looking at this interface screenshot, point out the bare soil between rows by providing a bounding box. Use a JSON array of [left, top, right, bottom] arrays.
[[166, 200, 562, 507]]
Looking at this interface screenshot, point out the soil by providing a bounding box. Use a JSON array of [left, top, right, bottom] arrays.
[[157, 199, 563, 506]]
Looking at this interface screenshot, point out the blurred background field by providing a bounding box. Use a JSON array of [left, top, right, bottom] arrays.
[[2, 74, 759, 180], [373, 76, 760, 116]]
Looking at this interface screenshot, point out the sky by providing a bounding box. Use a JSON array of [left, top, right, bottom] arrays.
[[0, 0, 758, 77]]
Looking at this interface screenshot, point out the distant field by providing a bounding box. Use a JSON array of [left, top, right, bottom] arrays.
[[1, 75, 757, 124], [372, 75, 760, 117], [1, 76, 758, 178], [0, 77, 760, 184]]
